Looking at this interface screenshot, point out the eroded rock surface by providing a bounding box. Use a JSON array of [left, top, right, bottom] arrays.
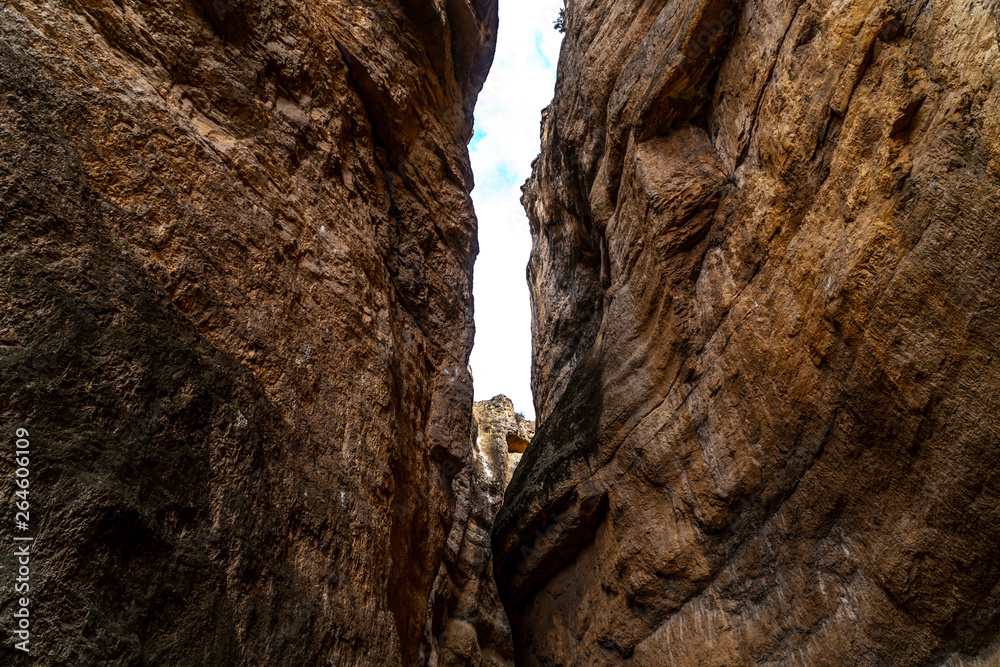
[[495, 1, 1000, 665], [426, 394, 532, 666], [0, 0, 496, 664], [476, 394, 536, 488]]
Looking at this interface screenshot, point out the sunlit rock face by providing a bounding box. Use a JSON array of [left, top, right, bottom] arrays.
[[0, 0, 496, 664], [475, 394, 536, 488], [495, 0, 1000, 665]]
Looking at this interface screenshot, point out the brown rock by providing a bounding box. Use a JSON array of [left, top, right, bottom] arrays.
[[496, 1, 1000, 665], [425, 394, 533, 666], [0, 0, 496, 664]]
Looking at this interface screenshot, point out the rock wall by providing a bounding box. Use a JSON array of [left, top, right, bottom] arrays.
[[425, 394, 532, 667], [475, 395, 535, 489], [0, 0, 496, 664], [495, 0, 1000, 665]]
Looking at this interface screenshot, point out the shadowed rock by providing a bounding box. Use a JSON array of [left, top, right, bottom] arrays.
[[0, 0, 497, 664]]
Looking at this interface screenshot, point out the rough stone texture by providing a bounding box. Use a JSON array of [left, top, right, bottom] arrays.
[[495, 0, 1000, 665], [475, 395, 535, 489], [424, 394, 531, 667], [0, 0, 496, 664]]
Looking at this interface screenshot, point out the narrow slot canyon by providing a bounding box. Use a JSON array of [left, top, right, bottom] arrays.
[[1, 0, 1000, 666]]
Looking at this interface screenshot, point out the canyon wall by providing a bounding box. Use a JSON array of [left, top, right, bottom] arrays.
[[495, 0, 1000, 665], [426, 394, 533, 667], [0, 0, 496, 664]]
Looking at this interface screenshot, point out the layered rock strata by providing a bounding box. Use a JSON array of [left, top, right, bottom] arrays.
[[0, 0, 496, 664], [495, 1, 1000, 665]]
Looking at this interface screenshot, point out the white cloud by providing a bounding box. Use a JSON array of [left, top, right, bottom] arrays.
[[469, 0, 564, 420]]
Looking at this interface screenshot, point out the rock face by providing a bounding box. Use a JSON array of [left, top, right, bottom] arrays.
[[495, 1, 1000, 665], [426, 394, 532, 666], [476, 394, 536, 489], [0, 0, 496, 664]]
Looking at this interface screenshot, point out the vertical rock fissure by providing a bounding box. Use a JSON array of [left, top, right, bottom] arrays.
[[425, 395, 534, 666]]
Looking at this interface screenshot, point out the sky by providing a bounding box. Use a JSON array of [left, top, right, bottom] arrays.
[[468, 0, 564, 421]]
